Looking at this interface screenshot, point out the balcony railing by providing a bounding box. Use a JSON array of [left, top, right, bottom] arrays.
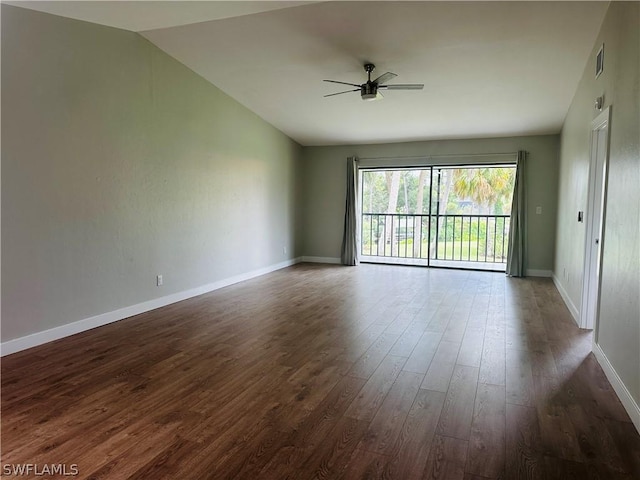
[[361, 213, 510, 265]]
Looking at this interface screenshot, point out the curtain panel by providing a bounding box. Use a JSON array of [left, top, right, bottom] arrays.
[[341, 157, 360, 266], [506, 150, 526, 276]]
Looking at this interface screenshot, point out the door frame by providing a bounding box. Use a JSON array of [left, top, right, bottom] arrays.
[[579, 106, 611, 332]]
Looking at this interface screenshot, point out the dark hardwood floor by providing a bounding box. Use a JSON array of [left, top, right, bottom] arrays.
[[2, 263, 639, 479]]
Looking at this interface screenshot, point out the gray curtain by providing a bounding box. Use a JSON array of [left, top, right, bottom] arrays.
[[341, 157, 360, 266], [506, 150, 526, 276]]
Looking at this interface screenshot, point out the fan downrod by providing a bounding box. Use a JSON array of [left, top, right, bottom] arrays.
[[364, 63, 375, 82]]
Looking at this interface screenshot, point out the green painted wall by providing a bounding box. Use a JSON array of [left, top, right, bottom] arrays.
[[555, 1, 639, 406], [2, 5, 302, 342]]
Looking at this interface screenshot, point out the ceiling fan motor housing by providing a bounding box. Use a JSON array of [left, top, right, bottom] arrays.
[[361, 82, 379, 101]]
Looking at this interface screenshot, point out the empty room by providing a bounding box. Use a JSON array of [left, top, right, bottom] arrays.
[[2, 1, 639, 479]]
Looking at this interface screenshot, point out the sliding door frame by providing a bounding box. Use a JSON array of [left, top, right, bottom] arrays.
[[358, 157, 517, 270]]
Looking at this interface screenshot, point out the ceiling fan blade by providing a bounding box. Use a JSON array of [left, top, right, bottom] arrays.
[[372, 72, 397, 85], [380, 84, 424, 90], [323, 79, 362, 87], [324, 89, 360, 97]]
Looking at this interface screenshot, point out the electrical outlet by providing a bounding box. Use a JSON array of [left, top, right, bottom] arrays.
[[536, 206, 542, 215], [157, 275, 163, 286], [283, 246, 287, 255]]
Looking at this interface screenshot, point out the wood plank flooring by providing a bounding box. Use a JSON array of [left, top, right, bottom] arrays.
[[2, 264, 639, 479]]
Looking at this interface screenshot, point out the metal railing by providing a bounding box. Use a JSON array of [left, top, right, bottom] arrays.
[[361, 213, 510, 264]]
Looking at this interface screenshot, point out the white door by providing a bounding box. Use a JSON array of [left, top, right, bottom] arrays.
[[580, 107, 611, 331]]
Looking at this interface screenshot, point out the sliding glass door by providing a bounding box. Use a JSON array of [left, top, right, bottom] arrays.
[[360, 165, 515, 271]]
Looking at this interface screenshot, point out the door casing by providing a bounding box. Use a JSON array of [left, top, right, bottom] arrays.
[[580, 106, 611, 333]]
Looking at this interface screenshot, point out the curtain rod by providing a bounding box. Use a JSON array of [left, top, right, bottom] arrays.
[[357, 152, 520, 162]]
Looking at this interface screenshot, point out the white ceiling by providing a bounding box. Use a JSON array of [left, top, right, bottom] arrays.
[[8, 1, 610, 146], [5, 1, 316, 31]]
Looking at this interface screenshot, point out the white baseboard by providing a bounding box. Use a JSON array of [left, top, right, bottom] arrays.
[[592, 342, 640, 433], [1, 258, 302, 357], [526, 269, 553, 277], [552, 273, 580, 324], [300, 256, 341, 265]]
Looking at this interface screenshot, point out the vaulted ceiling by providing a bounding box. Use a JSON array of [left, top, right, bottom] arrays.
[[8, 1, 609, 146]]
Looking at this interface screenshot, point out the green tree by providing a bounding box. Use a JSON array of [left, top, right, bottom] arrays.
[[452, 167, 515, 214]]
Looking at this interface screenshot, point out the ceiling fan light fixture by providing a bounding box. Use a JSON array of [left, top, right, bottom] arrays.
[[361, 91, 383, 101]]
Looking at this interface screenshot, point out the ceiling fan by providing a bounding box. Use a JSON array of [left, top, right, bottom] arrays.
[[324, 63, 424, 101]]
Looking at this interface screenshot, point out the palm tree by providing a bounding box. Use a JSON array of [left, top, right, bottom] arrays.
[[452, 167, 514, 214], [451, 167, 515, 260]]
